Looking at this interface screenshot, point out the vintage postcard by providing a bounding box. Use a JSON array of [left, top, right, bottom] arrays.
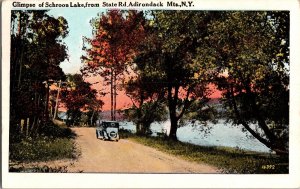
[[1, 0, 300, 188]]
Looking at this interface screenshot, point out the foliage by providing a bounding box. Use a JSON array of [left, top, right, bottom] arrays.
[[124, 42, 169, 134], [81, 10, 146, 121], [118, 128, 135, 139], [84, 110, 100, 126], [60, 74, 103, 126], [39, 121, 76, 138], [123, 102, 168, 135], [128, 11, 218, 140], [180, 99, 219, 126], [10, 120, 77, 163], [129, 135, 288, 174], [118, 10, 290, 154], [10, 10, 69, 139], [85, 96, 104, 126], [207, 11, 289, 154]]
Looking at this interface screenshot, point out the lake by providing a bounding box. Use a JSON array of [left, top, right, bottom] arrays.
[[120, 120, 271, 153]]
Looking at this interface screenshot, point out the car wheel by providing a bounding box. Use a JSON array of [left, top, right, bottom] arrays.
[[110, 131, 117, 138]]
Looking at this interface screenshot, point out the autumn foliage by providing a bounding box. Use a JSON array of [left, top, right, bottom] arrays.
[[81, 10, 146, 121]]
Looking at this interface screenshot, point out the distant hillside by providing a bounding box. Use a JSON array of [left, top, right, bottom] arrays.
[[57, 110, 125, 122], [59, 98, 223, 122], [99, 110, 124, 121]]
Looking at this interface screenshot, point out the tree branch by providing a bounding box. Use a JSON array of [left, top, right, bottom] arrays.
[[244, 83, 277, 143], [125, 93, 138, 108], [229, 84, 272, 149]]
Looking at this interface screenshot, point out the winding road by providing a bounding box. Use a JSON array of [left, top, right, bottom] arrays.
[[66, 127, 219, 173]]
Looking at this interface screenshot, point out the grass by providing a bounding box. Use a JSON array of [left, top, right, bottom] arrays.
[[9, 120, 78, 164], [9, 165, 68, 173], [9, 136, 77, 162], [119, 131, 288, 174], [9, 164, 69, 173]]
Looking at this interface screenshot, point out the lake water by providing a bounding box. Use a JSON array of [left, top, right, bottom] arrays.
[[119, 120, 271, 153]]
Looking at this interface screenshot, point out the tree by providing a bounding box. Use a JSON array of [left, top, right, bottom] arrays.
[[120, 16, 168, 134], [86, 97, 104, 126], [123, 69, 168, 134], [123, 102, 168, 135], [207, 11, 289, 154], [81, 10, 146, 121], [60, 74, 103, 126], [133, 11, 217, 140], [10, 10, 69, 137]]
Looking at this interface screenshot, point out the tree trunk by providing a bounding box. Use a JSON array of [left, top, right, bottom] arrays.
[[30, 89, 38, 135], [167, 85, 179, 141], [136, 119, 141, 134], [31, 91, 42, 135], [169, 118, 178, 140], [17, 13, 27, 89], [30, 116, 37, 136], [110, 69, 114, 121], [136, 122, 142, 135], [244, 84, 288, 154], [244, 83, 277, 142], [44, 83, 50, 121], [53, 80, 61, 120], [229, 84, 288, 155], [91, 110, 95, 126], [113, 72, 117, 121], [142, 122, 151, 135], [28, 117, 33, 135], [17, 54, 23, 88], [23, 118, 28, 134], [135, 91, 144, 135]]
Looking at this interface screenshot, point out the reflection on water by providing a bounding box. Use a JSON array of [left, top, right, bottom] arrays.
[[120, 120, 271, 153]]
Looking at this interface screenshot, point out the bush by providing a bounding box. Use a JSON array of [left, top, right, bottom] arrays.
[[9, 165, 68, 173], [119, 128, 134, 139], [39, 121, 76, 138], [9, 136, 77, 162], [10, 121, 78, 164]]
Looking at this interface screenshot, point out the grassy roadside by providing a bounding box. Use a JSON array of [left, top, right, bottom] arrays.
[[9, 137, 76, 162], [120, 131, 288, 174], [9, 120, 79, 172]]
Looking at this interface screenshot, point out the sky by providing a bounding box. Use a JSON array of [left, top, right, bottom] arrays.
[[48, 8, 104, 74]]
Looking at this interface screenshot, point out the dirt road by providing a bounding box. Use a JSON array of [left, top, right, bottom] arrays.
[[62, 127, 219, 173]]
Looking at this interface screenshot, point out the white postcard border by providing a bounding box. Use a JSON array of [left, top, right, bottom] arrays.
[[2, 0, 300, 188]]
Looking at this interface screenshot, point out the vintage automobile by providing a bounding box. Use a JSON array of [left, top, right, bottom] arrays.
[[96, 121, 120, 141]]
